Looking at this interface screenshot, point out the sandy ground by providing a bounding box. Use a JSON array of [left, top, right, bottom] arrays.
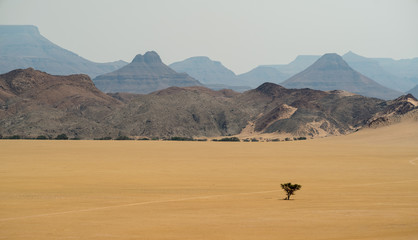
[[1, 121, 418, 240]]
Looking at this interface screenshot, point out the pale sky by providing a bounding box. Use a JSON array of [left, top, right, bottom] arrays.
[[0, 0, 417, 74]]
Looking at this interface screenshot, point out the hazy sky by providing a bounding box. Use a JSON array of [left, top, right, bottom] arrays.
[[1, 0, 417, 74]]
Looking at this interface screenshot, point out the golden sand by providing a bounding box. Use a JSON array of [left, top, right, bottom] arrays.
[[1, 121, 418, 239]]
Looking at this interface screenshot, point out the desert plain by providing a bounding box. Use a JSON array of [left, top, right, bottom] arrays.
[[1, 121, 418, 240]]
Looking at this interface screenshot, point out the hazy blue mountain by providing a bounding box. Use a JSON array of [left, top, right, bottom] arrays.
[[257, 52, 416, 92], [373, 57, 418, 87], [93, 51, 202, 94], [169, 56, 250, 91], [170, 56, 237, 84], [0, 25, 127, 78], [282, 53, 403, 100], [408, 85, 418, 98], [263, 55, 320, 77], [343, 51, 414, 92], [237, 66, 287, 87]]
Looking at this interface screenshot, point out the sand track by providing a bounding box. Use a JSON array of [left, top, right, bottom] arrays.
[[0, 190, 281, 222]]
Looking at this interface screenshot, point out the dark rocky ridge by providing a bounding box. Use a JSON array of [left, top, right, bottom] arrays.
[[367, 94, 418, 127], [0, 69, 416, 139], [93, 51, 202, 94]]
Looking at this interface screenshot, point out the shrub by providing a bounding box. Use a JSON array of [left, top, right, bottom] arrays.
[[95, 136, 112, 140], [215, 137, 240, 142], [36, 135, 48, 140], [55, 134, 68, 140], [115, 136, 131, 140], [168, 136, 194, 141], [5, 135, 21, 139]]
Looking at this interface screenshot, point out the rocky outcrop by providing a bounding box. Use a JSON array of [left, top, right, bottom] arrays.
[[367, 94, 418, 127]]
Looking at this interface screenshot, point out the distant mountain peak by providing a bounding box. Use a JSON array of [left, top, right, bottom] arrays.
[[313, 53, 352, 70], [132, 51, 162, 64], [93, 51, 201, 94], [0, 25, 40, 35], [343, 51, 369, 62], [0, 25, 127, 78], [282, 53, 403, 100]]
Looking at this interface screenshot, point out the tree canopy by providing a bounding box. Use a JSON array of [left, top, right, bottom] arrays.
[[281, 182, 302, 200]]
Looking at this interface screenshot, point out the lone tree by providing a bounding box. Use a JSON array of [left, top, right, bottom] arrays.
[[281, 182, 302, 200]]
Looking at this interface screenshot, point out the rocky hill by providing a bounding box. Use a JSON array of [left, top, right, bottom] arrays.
[[233, 83, 386, 137], [282, 53, 403, 100], [367, 94, 418, 128], [93, 51, 202, 94], [0, 25, 127, 78], [0, 69, 415, 139], [0, 68, 122, 138]]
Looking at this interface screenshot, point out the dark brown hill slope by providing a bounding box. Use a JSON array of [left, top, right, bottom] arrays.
[[107, 86, 248, 138], [93, 51, 202, 94], [0, 68, 122, 138], [282, 53, 403, 100]]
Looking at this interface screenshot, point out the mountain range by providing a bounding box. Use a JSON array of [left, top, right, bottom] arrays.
[[172, 52, 418, 93], [93, 51, 202, 94], [2, 25, 418, 98], [170, 57, 287, 89], [0, 25, 127, 78], [1, 68, 416, 139]]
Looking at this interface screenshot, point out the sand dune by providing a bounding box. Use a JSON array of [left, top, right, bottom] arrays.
[[1, 121, 417, 240]]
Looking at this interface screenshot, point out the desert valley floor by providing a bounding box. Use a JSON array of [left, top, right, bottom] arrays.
[[1, 121, 418, 240]]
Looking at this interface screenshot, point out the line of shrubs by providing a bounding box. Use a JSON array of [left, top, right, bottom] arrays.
[[1, 134, 308, 141], [0, 134, 79, 140]]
